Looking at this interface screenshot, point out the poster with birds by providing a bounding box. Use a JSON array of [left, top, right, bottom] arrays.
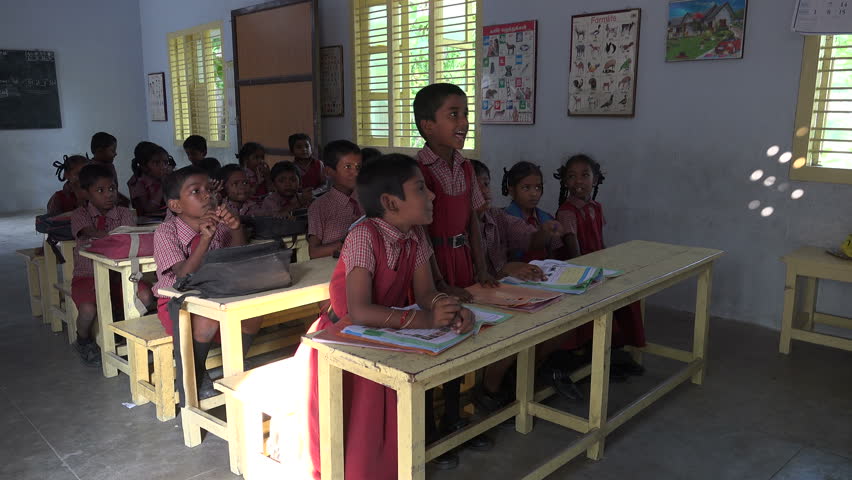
[[481, 20, 537, 125], [568, 9, 640, 117]]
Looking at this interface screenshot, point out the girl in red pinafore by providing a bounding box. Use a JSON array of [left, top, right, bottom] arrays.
[[47, 155, 88, 215], [296, 155, 475, 479], [289, 133, 327, 192], [555, 154, 646, 377]]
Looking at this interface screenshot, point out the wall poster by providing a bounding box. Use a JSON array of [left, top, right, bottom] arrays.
[[481, 20, 537, 125]]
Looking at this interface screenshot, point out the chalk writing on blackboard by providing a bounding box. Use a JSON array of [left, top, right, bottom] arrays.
[[0, 49, 61, 129]]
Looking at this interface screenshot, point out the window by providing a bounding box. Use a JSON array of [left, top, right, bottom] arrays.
[[792, 35, 852, 184], [167, 22, 228, 148], [353, 0, 480, 156]]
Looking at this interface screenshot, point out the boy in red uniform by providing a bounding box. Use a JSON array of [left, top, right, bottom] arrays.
[[414, 83, 495, 465], [90, 131, 131, 208], [306, 140, 362, 258]]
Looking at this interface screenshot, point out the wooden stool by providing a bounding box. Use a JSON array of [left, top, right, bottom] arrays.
[[110, 315, 177, 421], [16, 248, 45, 319]]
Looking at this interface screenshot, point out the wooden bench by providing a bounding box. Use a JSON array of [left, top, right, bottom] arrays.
[[16, 247, 45, 320], [780, 246, 852, 354], [110, 315, 177, 421]]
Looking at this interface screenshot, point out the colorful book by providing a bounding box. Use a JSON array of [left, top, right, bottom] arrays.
[[503, 260, 604, 294], [466, 283, 564, 313]]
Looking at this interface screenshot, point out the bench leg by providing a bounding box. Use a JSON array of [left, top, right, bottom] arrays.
[[128, 342, 149, 406], [154, 344, 176, 421], [587, 311, 613, 461], [692, 266, 713, 385], [780, 268, 798, 355], [25, 259, 43, 318]]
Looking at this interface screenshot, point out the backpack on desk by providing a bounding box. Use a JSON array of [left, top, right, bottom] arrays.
[[36, 212, 74, 263], [86, 225, 158, 313]]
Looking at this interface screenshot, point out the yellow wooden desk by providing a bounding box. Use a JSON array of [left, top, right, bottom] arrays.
[[158, 255, 336, 475], [780, 246, 852, 354], [42, 239, 77, 339], [78, 250, 157, 378], [303, 240, 723, 480], [16, 247, 46, 320]]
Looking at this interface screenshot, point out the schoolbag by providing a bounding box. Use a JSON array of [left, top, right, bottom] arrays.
[[86, 225, 158, 313], [242, 215, 308, 240], [36, 212, 74, 263]]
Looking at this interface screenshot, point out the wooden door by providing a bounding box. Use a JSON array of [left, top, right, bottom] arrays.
[[232, 0, 319, 166]]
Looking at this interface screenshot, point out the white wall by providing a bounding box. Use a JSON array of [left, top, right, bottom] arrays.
[[138, 0, 355, 167], [0, 0, 146, 213]]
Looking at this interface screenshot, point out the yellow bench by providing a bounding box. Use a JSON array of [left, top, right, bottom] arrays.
[[16, 247, 46, 320]]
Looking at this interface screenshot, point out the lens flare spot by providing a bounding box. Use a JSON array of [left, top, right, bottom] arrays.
[[761, 207, 774, 217], [750, 169, 764, 181], [795, 127, 809, 137], [766, 146, 780, 157], [763, 176, 776, 186], [779, 152, 792, 164], [793, 158, 807, 169], [777, 183, 790, 192], [791, 189, 804, 200], [748, 200, 761, 210]]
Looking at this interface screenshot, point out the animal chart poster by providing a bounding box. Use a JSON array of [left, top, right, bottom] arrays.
[[568, 9, 641, 117], [481, 20, 537, 125]]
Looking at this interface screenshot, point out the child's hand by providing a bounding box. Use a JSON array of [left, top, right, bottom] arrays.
[[452, 307, 475, 334], [255, 162, 269, 181], [541, 220, 564, 238], [298, 188, 313, 206], [430, 296, 462, 328], [217, 205, 241, 230], [476, 271, 500, 288], [208, 178, 223, 195], [199, 217, 217, 240], [503, 262, 547, 282], [438, 282, 473, 302]]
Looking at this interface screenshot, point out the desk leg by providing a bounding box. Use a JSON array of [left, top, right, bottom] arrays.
[[318, 354, 344, 480], [779, 267, 797, 355], [397, 381, 426, 480], [587, 311, 612, 461], [631, 298, 647, 365], [25, 256, 44, 318], [94, 263, 118, 377], [515, 345, 535, 434], [120, 267, 143, 320], [43, 241, 62, 332], [801, 277, 818, 331], [692, 265, 713, 385], [38, 255, 51, 325], [179, 308, 202, 447], [221, 318, 244, 475]]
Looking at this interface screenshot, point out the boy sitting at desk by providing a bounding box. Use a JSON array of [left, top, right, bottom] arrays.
[[152, 166, 264, 399]]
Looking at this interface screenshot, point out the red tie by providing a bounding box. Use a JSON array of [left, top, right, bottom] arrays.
[[350, 198, 362, 217], [96, 215, 107, 231], [189, 234, 202, 253]]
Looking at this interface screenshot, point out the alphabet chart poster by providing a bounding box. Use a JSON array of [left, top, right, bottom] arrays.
[[481, 20, 537, 125], [568, 9, 641, 117]]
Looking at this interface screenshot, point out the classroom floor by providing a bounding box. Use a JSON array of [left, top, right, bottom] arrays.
[[1, 211, 850, 480]]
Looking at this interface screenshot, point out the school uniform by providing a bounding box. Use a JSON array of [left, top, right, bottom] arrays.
[[69, 204, 149, 307], [46, 182, 79, 215], [224, 197, 261, 217], [416, 145, 484, 288], [307, 186, 361, 246], [259, 192, 306, 217], [152, 215, 232, 334], [557, 196, 645, 349], [503, 201, 562, 261], [480, 207, 537, 277], [296, 158, 326, 191], [302, 218, 432, 480], [128, 174, 166, 217], [244, 168, 269, 203]]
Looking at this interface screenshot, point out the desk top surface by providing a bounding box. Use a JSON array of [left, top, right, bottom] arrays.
[[303, 240, 723, 384], [79, 250, 156, 267], [782, 246, 852, 267], [158, 256, 336, 311]]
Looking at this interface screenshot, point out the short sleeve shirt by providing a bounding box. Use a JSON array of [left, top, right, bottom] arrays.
[[416, 145, 484, 210], [307, 187, 362, 245], [152, 215, 233, 297], [339, 218, 432, 276], [71, 204, 137, 278]]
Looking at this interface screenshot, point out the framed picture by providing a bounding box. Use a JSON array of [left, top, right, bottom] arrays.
[[320, 46, 344, 117], [568, 9, 641, 117], [666, 1, 748, 62], [481, 20, 537, 125], [146, 72, 167, 122]]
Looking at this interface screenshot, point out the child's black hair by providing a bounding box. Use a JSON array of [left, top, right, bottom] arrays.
[[214, 164, 244, 185], [53, 154, 88, 182], [554, 154, 606, 205], [79, 164, 116, 190], [322, 140, 361, 170], [501, 161, 543, 197], [235, 142, 265, 166], [413, 83, 467, 137], [183, 135, 207, 153], [200, 157, 221, 173], [90, 132, 117, 153], [163, 166, 207, 202], [356, 154, 419, 218], [360, 147, 382, 165], [288, 133, 312, 152], [270, 161, 301, 183], [471, 159, 490, 179], [131, 142, 168, 177]]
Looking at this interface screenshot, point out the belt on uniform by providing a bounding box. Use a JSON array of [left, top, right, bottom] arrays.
[[431, 233, 467, 249], [328, 306, 342, 324]]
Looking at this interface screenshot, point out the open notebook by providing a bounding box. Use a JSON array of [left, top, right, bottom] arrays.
[[502, 260, 623, 295]]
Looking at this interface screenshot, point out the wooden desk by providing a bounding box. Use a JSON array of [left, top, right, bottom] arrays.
[[303, 240, 722, 480], [79, 251, 157, 378], [780, 246, 852, 354], [158, 256, 336, 475], [16, 247, 46, 320]]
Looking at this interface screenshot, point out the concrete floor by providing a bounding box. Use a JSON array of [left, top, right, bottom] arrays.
[[1, 211, 850, 480]]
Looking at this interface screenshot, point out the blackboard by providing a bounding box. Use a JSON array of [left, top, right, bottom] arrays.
[[0, 49, 61, 129]]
